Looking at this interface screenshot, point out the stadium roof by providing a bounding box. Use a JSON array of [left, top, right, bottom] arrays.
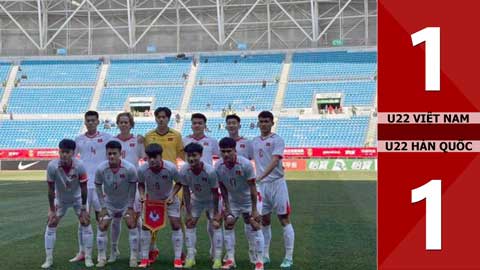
[[0, 0, 377, 56]]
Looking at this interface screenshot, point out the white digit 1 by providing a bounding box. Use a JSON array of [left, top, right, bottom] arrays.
[[411, 179, 442, 250], [411, 27, 440, 91]]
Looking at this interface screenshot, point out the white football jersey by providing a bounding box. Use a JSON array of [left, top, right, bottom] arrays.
[[75, 131, 112, 188], [234, 137, 253, 160], [183, 135, 219, 165], [94, 159, 137, 210], [179, 162, 218, 202], [111, 134, 145, 168], [252, 133, 285, 183], [47, 158, 88, 204], [215, 155, 255, 205], [137, 160, 179, 200]]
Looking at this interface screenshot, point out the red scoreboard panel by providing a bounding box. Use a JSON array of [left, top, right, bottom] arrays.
[[379, 0, 480, 269]]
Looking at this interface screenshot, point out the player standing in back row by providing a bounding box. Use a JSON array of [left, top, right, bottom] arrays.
[[252, 111, 294, 269], [225, 114, 253, 159], [71, 111, 112, 263], [183, 113, 220, 165]]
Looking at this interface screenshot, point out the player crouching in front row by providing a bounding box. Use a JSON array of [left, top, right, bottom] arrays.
[[94, 140, 139, 267], [137, 143, 184, 268], [216, 137, 265, 270], [181, 142, 224, 269], [42, 139, 94, 269]]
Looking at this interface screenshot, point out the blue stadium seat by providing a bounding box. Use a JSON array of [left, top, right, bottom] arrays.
[[8, 87, 93, 114], [0, 62, 10, 98], [0, 120, 82, 148], [0, 62, 11, 82], [107, 58, 191, 85], [99, 121, 174, 136], [98, 86, 184, 111], [182, 117, 258, 140], [197, 54, 284, 83], [283, 81, 376, 108], [276, 116, 370, 147], [189, 84, 277, 112], [17, 60, 100, 86], [290, 51, 377, 80]]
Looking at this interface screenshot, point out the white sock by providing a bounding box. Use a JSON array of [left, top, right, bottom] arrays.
[[140, 229, 151, 260], [283, 224, 295, 260], [224, 229, 235, 260], [213, 228, 223, 260], [207, 220, 214, 256], [129, 228, 139, 260], [185, 228, 197, 258], [81, 225, 94, 259], [172, 229, 183, 259], [244, 223, 254, 254], [111, 217, 122, 253], [97, 229, 107, 260], [137, 218, 142, 254], [252, 229, 264, 263], [262, 225, 271, 258], [77, 223, 84, 254], [44, 226, 56, 258]]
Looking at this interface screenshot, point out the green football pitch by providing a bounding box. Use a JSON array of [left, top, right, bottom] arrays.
[[0, 171, 376, 270]]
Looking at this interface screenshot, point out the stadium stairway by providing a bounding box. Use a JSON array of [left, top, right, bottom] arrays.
[[364, 90, 378, 146], [0, 64, 19, 110], [272, 53, 292, 112], [365, 113, 377, 146], [270, 53, 292, 133], [89, 63, 110, 111], [177, 59, 198, 131]]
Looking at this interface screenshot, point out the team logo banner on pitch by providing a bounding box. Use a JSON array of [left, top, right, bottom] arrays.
[[143, 199, 167, 232]]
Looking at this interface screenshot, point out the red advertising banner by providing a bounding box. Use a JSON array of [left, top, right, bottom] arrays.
[[283, 147, 377, 158], [0, 147, 377, 160], [282, 159, 306, 172], [0, 148, 58, 159]]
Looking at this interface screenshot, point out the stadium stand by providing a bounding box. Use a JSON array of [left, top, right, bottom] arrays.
[[181, 117, 258, 140], [289, 51, 377, 81], [0, 62, 11, 82], [98, 86, 184, 111], [8, 87, 93, 114], [196, 54, 284, 83], [189, 84, 277, 112], [107, 58, 191, 85], [0, 50, 377, 149], [283, 81, 376, 108], [277, 116, 370, 147], [16, 60, 100, 86], [0, 120, 82, 148], [0, 62, 9, 99], [99, 121, 174, 135]]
